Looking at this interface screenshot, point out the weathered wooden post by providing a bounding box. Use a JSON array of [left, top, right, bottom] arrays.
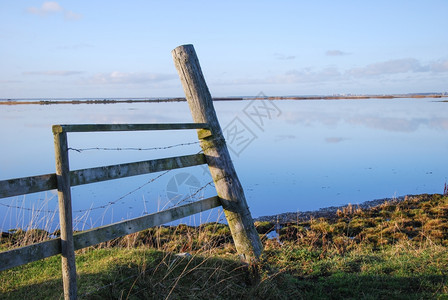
[[172, 44, 263, 262], [53, 126, 77, 300]]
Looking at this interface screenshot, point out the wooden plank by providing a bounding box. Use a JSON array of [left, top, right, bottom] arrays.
[[70, 154, 206, 187], [0, 154, 206, 199], [52, 123, 209, 133], [0, 238, 61, 271], [0, 173, 57, 199], [0, 196, 221, 271], [172, 44, 263, 262], [73, 196, 221, 250], [54, 130, 77, 299]]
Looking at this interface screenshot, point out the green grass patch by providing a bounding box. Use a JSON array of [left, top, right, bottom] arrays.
[[1, 194, 448, 299]]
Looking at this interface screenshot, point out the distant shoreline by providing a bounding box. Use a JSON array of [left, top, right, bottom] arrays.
[[1, 94, 447, 105]]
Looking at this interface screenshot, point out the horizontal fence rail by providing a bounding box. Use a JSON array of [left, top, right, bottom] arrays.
[[0, 122, 218, 278], [0, 154, 206, 199], [0, 196, 221, 271], [0, 122, 210, 199], [70, 153, 206, 187], [0, 173, 57, 199], [53, 123, 209, 133]]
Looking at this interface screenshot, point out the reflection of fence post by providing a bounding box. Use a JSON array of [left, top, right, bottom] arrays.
[[172, 44, 263, 262], [53, 126, 77, 300]]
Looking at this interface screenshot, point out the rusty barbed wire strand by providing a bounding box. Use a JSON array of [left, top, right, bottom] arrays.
[[73, 170, 172, 213], [0, 169, 215, 215], [0, 201, 57, 213], [68, 141, 201, 153], [0, 170, 172, 214], [0, 194, 58, 213], [1, 138, 223, 216], [167, 180, 215, 209]]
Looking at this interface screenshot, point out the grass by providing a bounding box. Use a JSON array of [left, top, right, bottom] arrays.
[[1, 194, 448, 299]]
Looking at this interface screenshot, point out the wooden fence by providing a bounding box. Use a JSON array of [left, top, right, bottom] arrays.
[[0, 44, 262, 300]]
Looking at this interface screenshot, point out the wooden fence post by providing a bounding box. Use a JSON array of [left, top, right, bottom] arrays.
[[172, 44, 263, 262], [53, 127, 77, 300]]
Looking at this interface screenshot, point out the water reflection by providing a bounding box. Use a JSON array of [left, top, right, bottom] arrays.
[[226, 99, 447, 217], [0, 99, 447, 230]]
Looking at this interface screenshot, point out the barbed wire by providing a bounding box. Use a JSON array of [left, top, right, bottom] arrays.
[[0, 170, 172, 214], [0, 170, 215, 215], [0, 201, 57, 213], [0, 194, 58, 213], [0, 172, 218, 215], [73, 170, 172, 213], [1, 136, 227, 216], [68, 141, 200, 153], [165, 180, 215, 210]]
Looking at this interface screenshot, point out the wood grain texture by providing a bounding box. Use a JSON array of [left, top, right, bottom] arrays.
[[0, 154, 206, 199], [0, 238, 61, 272], [52, 123, 209, 133], [54, 131, 77, 300], [70, 154, 206, 186], [172, 44, 262, 262], [0, 173, 57, 198]]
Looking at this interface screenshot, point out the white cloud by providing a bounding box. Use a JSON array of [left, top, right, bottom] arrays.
[[281, 108, 448, 133], [272, 67, 342, 84], [274, 135, 296, 142], [346, 58, 448, 78], [27, 2, 82, 20], [218, 67, 342, 86], [64, 10, 83, 21], [43, 1, 62, 12], [347, 58, 428, 77], [214, 57, 448, 92], [23, 71, 83, 76], [27, 2, 62, 15], [326, 50, 350, 56], [430, 59, 448, 72], [86, 72, 177, 85], [347, 116, 423, 132], [325, 137, 346, 143], [429, 118, 448, 130], [274, 53, 296, 60], [0, 80, 22, 84]]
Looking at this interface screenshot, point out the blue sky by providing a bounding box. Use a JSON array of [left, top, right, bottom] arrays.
[[1, 1, 447, 98]]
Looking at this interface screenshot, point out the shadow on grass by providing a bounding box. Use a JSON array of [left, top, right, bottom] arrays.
[[2, 255, 447, 299], [1, 250, 252, 299], [298, 273, 447, 300]]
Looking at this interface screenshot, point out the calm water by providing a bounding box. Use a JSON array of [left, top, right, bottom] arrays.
[[0, 98, 447, 230]]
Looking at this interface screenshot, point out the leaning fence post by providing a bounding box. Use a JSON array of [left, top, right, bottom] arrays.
[[172, 44, 263, 262], [53, 126, 77, 300]]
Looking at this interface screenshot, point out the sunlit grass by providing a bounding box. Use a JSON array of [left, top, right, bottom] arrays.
[[1, 194, 448, 299]]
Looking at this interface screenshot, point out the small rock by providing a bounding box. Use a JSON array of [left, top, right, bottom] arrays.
[[176, 252, 192, 258]]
